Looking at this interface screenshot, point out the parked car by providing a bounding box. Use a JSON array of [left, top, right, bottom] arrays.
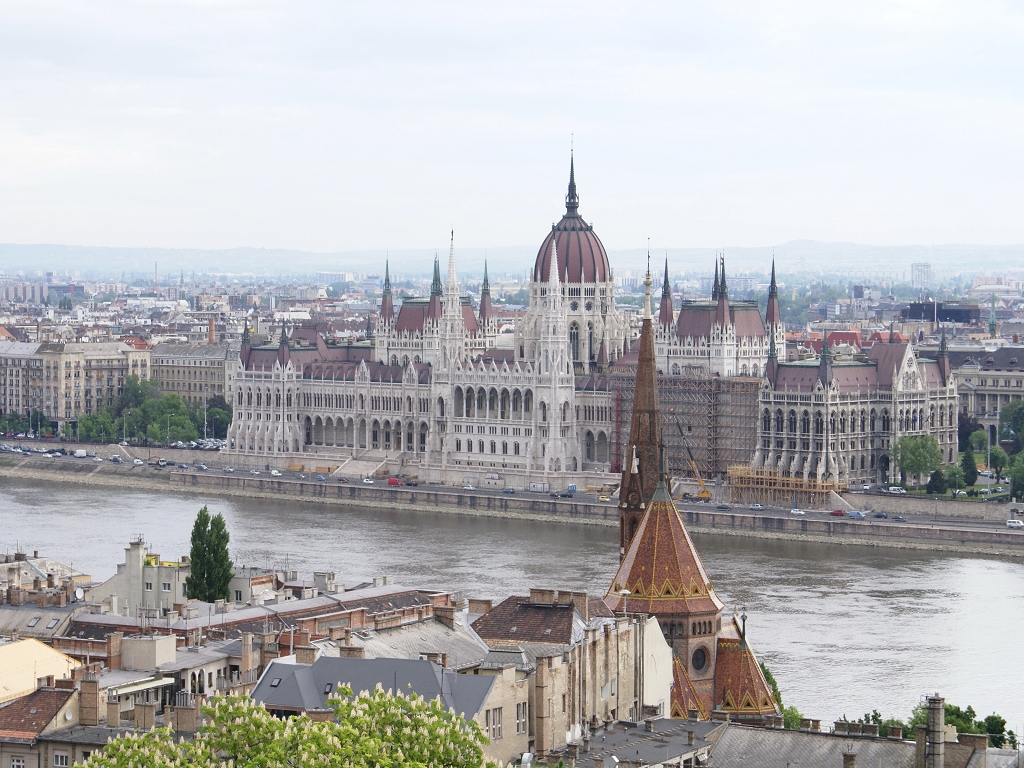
[[790, 508, 805, 516], [749, 503, 764, 511], [873, 512, 888, 519], [887, 486, 907, 495], [502, 487, 515, 494], [829, 509, 846, 516], [270, 469, 282, 477], [1007, 519, 1024, 530], [892, 515, 907, 522], [362, 478, 374, 484], [132, 458, 144, 466], [848, 511, 867, 520]]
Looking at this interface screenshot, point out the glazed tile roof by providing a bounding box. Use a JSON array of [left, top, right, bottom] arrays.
[[605, 480, 724, 616], [670, 657, 709, 720], [0, 688, 74, 743], [713, 618, 778, 717]]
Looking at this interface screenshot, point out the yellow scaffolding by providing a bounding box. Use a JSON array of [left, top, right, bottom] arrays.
[[727, 465, 848, 508]]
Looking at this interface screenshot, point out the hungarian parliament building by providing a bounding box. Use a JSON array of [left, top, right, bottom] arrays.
[[225, 160, 954, 488]]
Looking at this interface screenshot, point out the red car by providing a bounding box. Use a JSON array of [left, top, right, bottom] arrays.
[[829, 509, 846, 516]]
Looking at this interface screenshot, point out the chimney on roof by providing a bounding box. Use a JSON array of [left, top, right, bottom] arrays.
[[843, 753, 856, 768], [529, 588, 556, 605], [80, 672, 100, 726], [208, 317, 216, 344]]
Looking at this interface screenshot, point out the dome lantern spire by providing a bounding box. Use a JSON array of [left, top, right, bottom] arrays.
[[566, 151, 579, 216]]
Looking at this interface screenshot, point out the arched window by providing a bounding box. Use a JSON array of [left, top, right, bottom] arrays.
[[762, 409, 771, 433], [455, 439, 461, 452], [775, 409, 784, 432], [801, 411, 810, 434], [870, 409, 877, 431], [814, 412, 824, 435], [788, 410, 797, 433], [569, 322, 580, 361], [514, 442, 520, 455], [490, 440, 496, 454]]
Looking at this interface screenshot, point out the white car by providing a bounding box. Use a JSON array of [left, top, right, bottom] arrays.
[[1007, 519, 1024, 530], [93, 456, 103, 462], [270, 470, 282, 477], [223, 466, 234, 473], [133, 459, 144, 466], [749, 503, 764, 511], [463, 485, 476, 491], [790, 508, 806, 516], [362, 478, 375, 484], [250, 470, 261, 476]]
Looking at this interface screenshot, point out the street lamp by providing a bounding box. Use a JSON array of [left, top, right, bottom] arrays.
[[166, 413, 175, 444]]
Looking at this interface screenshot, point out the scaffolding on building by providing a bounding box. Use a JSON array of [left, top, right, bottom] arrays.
[[726, 465, 848, 508], [609, 366, 760, 482]]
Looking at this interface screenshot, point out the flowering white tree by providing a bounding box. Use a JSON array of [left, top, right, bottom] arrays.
[[83, 685, 491, 768]]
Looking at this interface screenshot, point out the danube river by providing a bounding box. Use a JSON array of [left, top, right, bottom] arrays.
[[3, 479, 1022, 733]]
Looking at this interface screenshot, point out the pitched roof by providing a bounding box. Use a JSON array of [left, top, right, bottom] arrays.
[[252, 656, 494, 720], [0, 639, 79, 704], [471, 596, 584, 647], [866, 342, 910, 386], [0, 687, 75, 743], [713, 618, 778, 716], [604, 480, 724, 616]]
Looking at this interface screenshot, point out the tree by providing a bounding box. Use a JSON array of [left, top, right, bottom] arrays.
[[989, 446, 1008, 483], [999, 400, 1024, 454], [184, 508, 232, 603], [970, 428, 988, 453], [759, 662, 782, 709], [1010, 456, 1024, 499], [958, 413, 980, 451], [82, 688, 491, 768], [926, 469, 947, 495], [892, 435, 942, 487], [946, 466, 965, 497], [961, 448, 979, 487], [782, 705, 803, 730]]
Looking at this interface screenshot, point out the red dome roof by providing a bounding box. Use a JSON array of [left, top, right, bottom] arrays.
[[533, 158, 611, 284]]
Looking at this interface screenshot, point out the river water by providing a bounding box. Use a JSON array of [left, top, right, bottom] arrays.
[[2, 479, 1022, 733]]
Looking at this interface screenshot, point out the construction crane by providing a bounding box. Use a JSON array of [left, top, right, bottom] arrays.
[[670, 409, 712, 501]]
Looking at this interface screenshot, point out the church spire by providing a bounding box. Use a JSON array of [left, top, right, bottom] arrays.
[[715, 256, 731, 328], [658, 256, 674, 327], [446, 230, 459, 294], [818, 333, 833, 387], [989, 294, 998, 338], [379, 259, 394, 322], [765, 325, 779, 385], [765, 258, 781, 331], [711, 258, 720, 301], [430, 256, 442, 297], [427, 255, 443, 321], [479, 259, 493, 325], [617, 268, 661, 558], [565, 151, 579, 216]]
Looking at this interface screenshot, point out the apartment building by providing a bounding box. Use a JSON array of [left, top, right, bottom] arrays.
[[0, 341, 149, 428], [150, 341, 240, 407]]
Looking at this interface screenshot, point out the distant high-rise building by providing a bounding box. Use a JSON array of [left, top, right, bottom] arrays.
[[911, 262, 932, 290]]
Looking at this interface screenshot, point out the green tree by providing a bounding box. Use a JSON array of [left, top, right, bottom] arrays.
[[926, 469, 947, 495], [989, 445, 1008, 482], [958, 413, 980, 451], [782, 705, 803, 730], [970, 428, 988, 452], [1010, 455, 1024, 499], [759, 662, 782, 709], [184, 507, 211, 602], [82, 688, 490, 768], [961, 449, 979, 487], [893, 435, 942, 487], [205, 513, 233, 602], [946, 465, 965, 497], [999, 400, 1024, 454]]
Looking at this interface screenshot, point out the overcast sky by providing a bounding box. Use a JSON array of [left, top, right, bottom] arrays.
[[1, 1, 1022, 255]]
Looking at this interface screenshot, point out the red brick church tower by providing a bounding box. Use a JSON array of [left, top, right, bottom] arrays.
[[605, 268, 779, 723]]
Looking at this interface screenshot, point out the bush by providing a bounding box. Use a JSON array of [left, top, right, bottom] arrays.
[[926, 469, 947, 495]]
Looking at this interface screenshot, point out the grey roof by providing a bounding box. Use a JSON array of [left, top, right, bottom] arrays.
[[0, 604, 81, 641], [711, 724, 986, 768], [312, 615, 489, 671], [40, 724, 195, 746], [150, 341, 240, 361], [553, 718, 721, 766], [0, 341, 41, 356], [158, 639, 242, 672], [252, 656, 494, 720]]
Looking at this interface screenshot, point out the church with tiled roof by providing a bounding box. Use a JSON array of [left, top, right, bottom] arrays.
[[604, 270, 779, 723]]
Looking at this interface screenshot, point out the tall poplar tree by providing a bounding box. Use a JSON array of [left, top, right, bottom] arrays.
[[185, 507, 233, 602]]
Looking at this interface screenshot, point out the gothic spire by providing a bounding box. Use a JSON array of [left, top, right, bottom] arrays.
[[765, 258, 781, 330], [719, 255, 728, 298], [430, 256, 442, 297], [481, 260, 490, 294], [565, 151, 579, 216], [818, 334, 833, 387], [383, 260, 391, 293], [658, 256, 674, 327], [715, 255, 731, 327], [379, 259, 394, 322], [478, 259, 493, 325], [712, 258, 720, 301], [446, 230, 458, 293]]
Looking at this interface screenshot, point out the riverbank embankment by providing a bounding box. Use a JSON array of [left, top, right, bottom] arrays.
[[3, 451, 1024, 558]]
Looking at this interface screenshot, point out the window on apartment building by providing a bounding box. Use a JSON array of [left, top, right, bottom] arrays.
[[234, 590, 242, 602], [145, 582, 153, 592], [53, 754, 69, 768], [162, 582, 171, 592], [512, 708, 528, 737], [562, 694, 566, 712], [12, 758, 26, 768], [485, 707, 502, 740]]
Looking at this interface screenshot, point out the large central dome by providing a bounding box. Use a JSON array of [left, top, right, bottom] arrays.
[[532, 158, 611, 284]]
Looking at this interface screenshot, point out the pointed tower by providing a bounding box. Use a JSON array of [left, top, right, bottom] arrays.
[[479, 260, 493, 326], [240, 321, 251, 368], [715, 257, 731, 328], [379, 260, 394, 324], [566, 150, 579, 215], [989, 294, 998, 338], [765, 260, 780, 330], [617, 267, 660, 558], [427, 256, 443, 322], [711, 259, 720, 301], [817, 334, 833, 387], [658, 257, 674, 327], [888, 321, 896, 343], [937, 328, 951, 386], [276, 324, 290, 367], [765, 327, 779, 385], [439, 232, 466, 367]]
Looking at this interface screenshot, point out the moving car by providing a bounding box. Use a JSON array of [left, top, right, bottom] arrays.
[[110, 455, 123, 463], [362, 478, 375, 484], [316, 474, 327, 481], [829, 509, 846, 516], [387, 477, 402, 486], [1007, 519, 1024, 530], [790, 508, 805, 516], [598, 495, 610, 502], [339, 477, 349, 483], [716, 503, 731, 510], [178, 463, 188, 469], [463, 485, 476, 491], [250, 469, 261, 475], [892, 515, 907, 522], [270, 470, 282, 477], [502, 487, 515, 494], [404, 480, 417, 486], [223, 466, 235, 473], [132, 458, 144, 466], [873, 512, 888, 519], [296, 473, 306, 480], [749, 503, 764, 511], [847, 511, 867, 520]]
